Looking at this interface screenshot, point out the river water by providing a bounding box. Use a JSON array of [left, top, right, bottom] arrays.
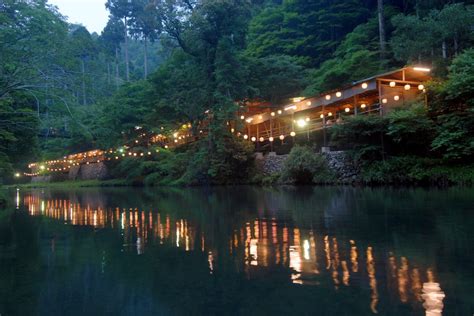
[[0, 186, 472, 315]]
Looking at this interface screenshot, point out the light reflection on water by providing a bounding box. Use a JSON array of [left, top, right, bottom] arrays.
[[0, 188, 472, 315], [16, 188, 459, 315]]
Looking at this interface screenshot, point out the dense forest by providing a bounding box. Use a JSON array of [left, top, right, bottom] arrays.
[[1, 0, 473, 185]]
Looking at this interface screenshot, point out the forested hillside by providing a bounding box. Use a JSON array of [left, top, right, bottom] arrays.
[[1, 0, 473, 185]]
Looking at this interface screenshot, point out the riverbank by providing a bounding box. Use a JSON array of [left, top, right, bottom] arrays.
[[6, 179, 129, 189]]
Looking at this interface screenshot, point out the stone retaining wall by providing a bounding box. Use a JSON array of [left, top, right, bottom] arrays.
[[32, 162, 108, 183], [255, 150, 359, 182]]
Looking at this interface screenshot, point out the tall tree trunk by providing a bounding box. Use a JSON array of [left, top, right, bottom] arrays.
[[124, 17, 130, 82], [378, 0, 387, 60], [454, 36, 459, 56], [115, 47, 120, 89], [144, 36, 148, 79], [107, 62, 111, 85], [81, 58, 86, 106], [442, 40, 447, 59]]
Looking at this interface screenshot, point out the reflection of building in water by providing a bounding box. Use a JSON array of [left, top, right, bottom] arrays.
[[23, 193, 445, 315]]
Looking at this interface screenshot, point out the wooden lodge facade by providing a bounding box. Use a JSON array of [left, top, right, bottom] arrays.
[[236, 67, 431, 149]]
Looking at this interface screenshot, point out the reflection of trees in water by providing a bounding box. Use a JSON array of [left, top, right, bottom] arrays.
[[14, 188, 468, 315]]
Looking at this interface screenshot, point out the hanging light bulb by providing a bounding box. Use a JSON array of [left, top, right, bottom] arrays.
[[320, 114, 324, 118], [418, 84, 425, 90], [290, 131, 296, 137], [269, 137, 274, 142], [297, 119, 307, 127], [361, 82, 368, 89], [259, 137, 264, 142], [328, 112, 333, 117], [345, 107, 350, 113], [404, 84, 411, 90], [279, 135, 285, 140], [244, 135, 249, 140], [305, 117, 310, 122], [394, 95, 400, 101], [271, 112, 275, 116], [306, 101, 312, 106], [361, 103, 367, 109], [325, 95, 331, 101], [240, 115, 245, 120], [251, 137, 256, 142], [382, 98, 388, 104], [389, 81, 396, 87], [277, 110, 282, 114], [336, 92, 342, 98]]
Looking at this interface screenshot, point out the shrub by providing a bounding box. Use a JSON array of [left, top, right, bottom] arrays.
[[281, 146, 332, 184]]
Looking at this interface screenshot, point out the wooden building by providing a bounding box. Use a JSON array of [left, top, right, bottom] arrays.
[[237, 67, 431, 147]]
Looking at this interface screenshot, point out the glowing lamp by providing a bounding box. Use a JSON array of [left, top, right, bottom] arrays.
[[320, 114, 324, 118], [297, 119, 307, 128], [394, 95, 400, 101], [244, 135, 249, 140], [305, 117, 310, 122], [251, 137, 256, 142], [345, 107, 350, 113], [328, 112, 333, 117], [325, 95, 331, 101], [389, 81, 396, 87], [336, 92, 342, 98], [279, 135, 285, 140], [361, 83, 368, 89], [240, 115, 245, 120], [418, 84, 425, 90], [382, 98, 388, 104], [231, 128, 235, 133], [271, 112, 275, 116], [413, 67, 430, 72], [277, 110, 282, 114], [306, 101, 312, 106], [269, 137, 274, 142], [361, 103, 367, 109], [290, 131, 296, 137], [14, 173, 20, 178], [40, 165, 45, 170], [259, 137, 264, 142], [404, 84, 411, 90]]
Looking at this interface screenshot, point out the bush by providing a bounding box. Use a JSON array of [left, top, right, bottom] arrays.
[[281, 146, 332, 184], [0, 189, 6, 208], [360, 156, 474, 185]]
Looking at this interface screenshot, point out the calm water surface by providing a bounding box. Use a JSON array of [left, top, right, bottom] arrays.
[[0, 186, 472, 315]]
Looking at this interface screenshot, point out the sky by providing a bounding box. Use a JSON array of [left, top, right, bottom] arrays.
[[48, 0, 109, 34]]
